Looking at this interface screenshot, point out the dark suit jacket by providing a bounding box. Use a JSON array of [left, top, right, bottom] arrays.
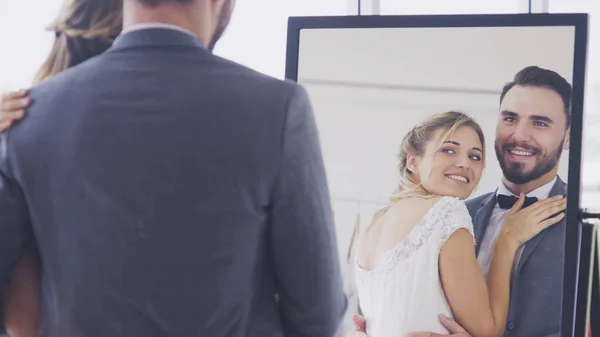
[[0, 28, 347, 337], [465, 177, 567, 337]]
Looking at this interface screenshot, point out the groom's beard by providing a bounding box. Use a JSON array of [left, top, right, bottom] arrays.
[[208, 0, 234, 51], [495, 138, 564, 185]]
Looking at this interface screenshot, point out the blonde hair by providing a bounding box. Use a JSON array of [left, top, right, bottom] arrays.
[[34, 0, 123, 84], [390, 111, 486, 201]]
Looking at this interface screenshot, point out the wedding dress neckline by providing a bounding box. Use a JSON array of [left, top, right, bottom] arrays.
[[354, 196, 457, 275]]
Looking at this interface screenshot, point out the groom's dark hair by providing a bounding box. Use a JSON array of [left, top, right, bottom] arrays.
[[499, 66, 572, 129]]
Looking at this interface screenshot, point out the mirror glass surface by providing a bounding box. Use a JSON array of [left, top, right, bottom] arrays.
[[295, 24, 578, 337]]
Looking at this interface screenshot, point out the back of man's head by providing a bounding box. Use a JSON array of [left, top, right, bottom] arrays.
[[124, 0, 235, 51]]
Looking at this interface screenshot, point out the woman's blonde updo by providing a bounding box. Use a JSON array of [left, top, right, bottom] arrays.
[[389, 111, 486, 202], [34, 0, 123, 84]]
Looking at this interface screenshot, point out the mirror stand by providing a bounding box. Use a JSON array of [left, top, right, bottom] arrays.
[[577, 210, 600, 336]]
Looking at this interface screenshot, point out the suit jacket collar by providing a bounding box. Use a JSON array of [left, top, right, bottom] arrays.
[[121, 23, 196, 37], [511, 175, 568, 273], [477, 175, 566, 209], [548, 175, 567, 197], [472, 175, 566, 256], [496, 176, 557, 200], [474, 192, 497, 254], [514, 176, 566, 275], [108, 27, 208, 53]]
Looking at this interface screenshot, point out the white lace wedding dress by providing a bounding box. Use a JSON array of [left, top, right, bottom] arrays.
[[354, 196, 475, 337]]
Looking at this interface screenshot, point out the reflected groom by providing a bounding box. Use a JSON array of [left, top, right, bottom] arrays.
[[350, 66, 571, 337]]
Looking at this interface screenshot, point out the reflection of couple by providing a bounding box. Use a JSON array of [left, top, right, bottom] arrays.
[[350, 66, 571, 337]]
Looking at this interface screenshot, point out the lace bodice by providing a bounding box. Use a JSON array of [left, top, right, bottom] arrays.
[[354, 196, 475, 337]]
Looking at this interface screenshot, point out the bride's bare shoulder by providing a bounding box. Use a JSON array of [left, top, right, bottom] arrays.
[[355, 205, 393, 250], [357, 206, 390, 239]]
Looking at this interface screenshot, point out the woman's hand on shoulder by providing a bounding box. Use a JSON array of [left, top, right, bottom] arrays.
[[0, 89, 30, 132], [500, 194, 567, 249]]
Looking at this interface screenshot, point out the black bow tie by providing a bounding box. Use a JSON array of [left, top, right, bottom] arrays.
[[497, 194, 539, 209]]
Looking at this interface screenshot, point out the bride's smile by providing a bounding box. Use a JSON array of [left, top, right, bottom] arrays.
[[406, 125, 484, 200]]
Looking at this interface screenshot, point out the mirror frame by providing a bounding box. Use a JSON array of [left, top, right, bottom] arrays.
[[285, 13, 589, 337]]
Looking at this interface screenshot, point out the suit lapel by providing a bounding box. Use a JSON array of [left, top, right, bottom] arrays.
[[474, 193, 497, 255], [514, 177, 568, 275]]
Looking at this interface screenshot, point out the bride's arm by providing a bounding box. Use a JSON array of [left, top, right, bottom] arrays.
[[3, 246, 41, 337], [439, 229, 517, 337]]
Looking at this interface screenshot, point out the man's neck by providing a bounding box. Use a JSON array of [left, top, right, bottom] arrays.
[[123, 1, 212, 46], [501, 169, 558, 196]]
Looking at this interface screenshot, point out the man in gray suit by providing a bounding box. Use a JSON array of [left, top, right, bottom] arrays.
[[0, 0, 347, 336], [350, 66, 571, 337], [465, 66, 571, 337]]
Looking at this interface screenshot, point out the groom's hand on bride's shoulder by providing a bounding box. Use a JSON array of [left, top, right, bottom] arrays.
[[345, 314, 369, 337], [408, 315, 472, 337]]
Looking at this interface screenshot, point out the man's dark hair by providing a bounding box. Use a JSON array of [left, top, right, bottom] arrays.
[[137, 0, 194, 6], [499, 65, 572, 128]]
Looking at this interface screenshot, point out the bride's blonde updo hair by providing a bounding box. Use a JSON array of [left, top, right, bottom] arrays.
[[389, 111, 486, 202], [34, 0, 123, 84]]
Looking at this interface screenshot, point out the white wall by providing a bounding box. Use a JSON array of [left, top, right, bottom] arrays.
[[0, 1, 59, 91], [550, 0, 600, 211], [380, 0, 522, 15], [298, 26, 574, 92], [212, 0, 348, 79]]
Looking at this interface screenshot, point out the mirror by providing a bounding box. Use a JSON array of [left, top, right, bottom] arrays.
[[286, 14, 587, 337]]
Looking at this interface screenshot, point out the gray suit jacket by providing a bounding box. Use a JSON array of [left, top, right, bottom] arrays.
[[465, 177, 567, 337], [0, 28, 347, 337]]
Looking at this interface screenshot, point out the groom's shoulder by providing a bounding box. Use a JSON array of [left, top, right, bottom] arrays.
[[554, 175, 568, 193], [27, 51, 308, 121], [206, 53, 305, 98], [29, 55, 106, 97], [465, 192, 494, 210]]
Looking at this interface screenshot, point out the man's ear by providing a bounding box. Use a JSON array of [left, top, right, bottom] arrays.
[[563, 128, 570, 150], [209, 0, 227, 12], [211, 0, 236, 10]]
